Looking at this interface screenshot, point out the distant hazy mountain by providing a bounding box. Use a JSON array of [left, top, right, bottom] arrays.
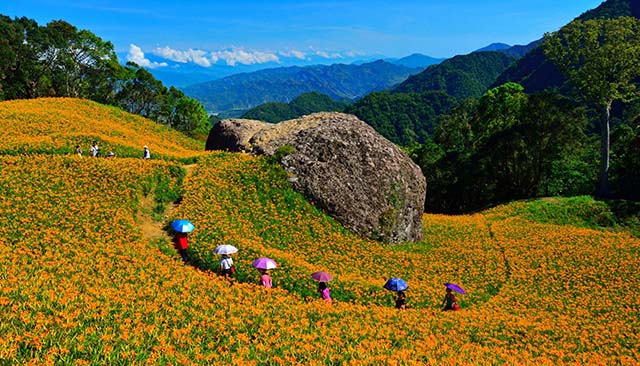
[[502, 40, 542, 58], [183, 60, 421, 115], [392, 53, 445, 68], [475, 43, 511, 52], [493, 0, 640, 92], [393, 51, 516, 100], [474, 40, 541, 59], [241, 92, 347, 123]]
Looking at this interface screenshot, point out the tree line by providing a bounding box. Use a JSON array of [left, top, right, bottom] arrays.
[[407, 17, 640, 213], [0, 16, 209, 138]]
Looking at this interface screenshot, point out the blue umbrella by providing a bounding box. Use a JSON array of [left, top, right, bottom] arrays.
[[171, 219, 195, 233], [445, 282, 466, 294], [384, 278, 408, 292]]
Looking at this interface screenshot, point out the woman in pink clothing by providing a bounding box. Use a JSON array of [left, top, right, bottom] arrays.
[[259, 269, 272, 288], [318, 282, 331, 303]]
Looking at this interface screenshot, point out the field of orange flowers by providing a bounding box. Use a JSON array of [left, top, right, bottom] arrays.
[[0, 98, 203, 160], [0, 99, 638, 365]]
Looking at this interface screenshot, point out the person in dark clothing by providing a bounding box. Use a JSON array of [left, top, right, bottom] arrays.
[[442, 288, 458, 311], [395, 291, 406, 310]]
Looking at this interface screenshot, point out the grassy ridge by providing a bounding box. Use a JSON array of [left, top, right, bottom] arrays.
[[0, 98, 203, 160]]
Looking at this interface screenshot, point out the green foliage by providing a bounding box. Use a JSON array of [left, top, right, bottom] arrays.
[[241, 92, 347, 123], [411, 85, 592, 213], [141, 164, 186, 215], [577, 0, 640, 21], [345, 91, 457, 145], [0, 16, 209, 137], [544, 16, 640, 197], [544, 17, 640, 108], [242, 101, 297, 122], [272, 144, 296, 162], [611, 120, 640, 200], [488, 196, 640, 237], [393, 51, 517, 100]]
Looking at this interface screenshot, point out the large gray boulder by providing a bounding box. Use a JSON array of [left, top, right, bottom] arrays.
[[206, 118, 270, 152], [206, 112, 426, 243]]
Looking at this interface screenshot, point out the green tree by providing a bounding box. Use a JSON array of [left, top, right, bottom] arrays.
[[414, 85, 589, 213], [116, 62, 167, 118], [345, 91, 457, 145], [544, 17, 640, 197], [171, 96, 210, 138]]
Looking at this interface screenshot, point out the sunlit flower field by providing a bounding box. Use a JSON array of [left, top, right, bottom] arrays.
[[0, 99, 638, 365]]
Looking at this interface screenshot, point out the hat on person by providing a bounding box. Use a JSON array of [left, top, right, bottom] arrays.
[[143, 146, 148, 149]]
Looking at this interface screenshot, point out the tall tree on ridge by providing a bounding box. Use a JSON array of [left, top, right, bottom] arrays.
[[544, 17, 640, 197]]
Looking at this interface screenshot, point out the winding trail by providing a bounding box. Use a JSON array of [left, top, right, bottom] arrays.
[[137, 163, 198, 243], [485, 220, 512, 294]]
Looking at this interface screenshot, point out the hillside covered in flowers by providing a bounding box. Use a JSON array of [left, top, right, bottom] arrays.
[[0, 98, 638, 365]]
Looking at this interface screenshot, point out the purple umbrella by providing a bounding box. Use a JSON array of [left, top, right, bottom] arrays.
[[310, 271, 333, 282], [252, 257, 277, 270], [445, 282, 466, 294]]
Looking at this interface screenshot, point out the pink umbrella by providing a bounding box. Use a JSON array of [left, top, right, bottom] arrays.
[[310, 271, 333, 282], [252, 257, 277, 270]]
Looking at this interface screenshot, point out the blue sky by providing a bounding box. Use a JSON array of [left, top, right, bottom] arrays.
[[2, 0, 604, 68]]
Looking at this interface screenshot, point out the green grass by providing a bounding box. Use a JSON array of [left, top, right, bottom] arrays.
[[485, 196, 640, 237]]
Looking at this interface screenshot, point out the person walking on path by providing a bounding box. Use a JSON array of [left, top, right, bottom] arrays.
[[175, 232, 189, 263], [143, 145, 151, 160], [442, 288, 458, 311], [318, 282, 332, 303], [395, 291, 406, 310], [90, 141, 100, 157], [259, 269, 272, 288], [220, 254, 235, 277]]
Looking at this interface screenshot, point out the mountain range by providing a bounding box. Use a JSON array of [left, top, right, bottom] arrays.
[[393, 51, 517, 100], [493, 0, 640, 92], [182, 60, 422, 117]]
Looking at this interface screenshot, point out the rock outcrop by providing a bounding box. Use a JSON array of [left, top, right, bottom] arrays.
[[206, 112, 426, 243], [206, 118, 270, 152]]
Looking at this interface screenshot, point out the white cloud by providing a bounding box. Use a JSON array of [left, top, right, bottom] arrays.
[[211, 48, 280, 66], [153, 46, 213, 67], [143, 45, 365, 67], [344, 50, 364, 58], [315, 50, 344, 59], [278, 49, 307, 60], [126, 44, 167, 68]]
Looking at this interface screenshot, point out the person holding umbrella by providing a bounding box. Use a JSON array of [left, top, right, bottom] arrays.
[[171, 219, 195, 263], [384, 278, 408, 310], [252, 258, 277, 288], [220, 254, 235, 277], [311, 271, 333, 303], [259, 269, 272, 288], [214, 244, 238, 277], [395, 291, 407, 310], [443, 282, 465, 311]]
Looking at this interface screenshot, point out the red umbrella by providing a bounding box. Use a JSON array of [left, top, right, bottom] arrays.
[[310, 271, 333, 282]]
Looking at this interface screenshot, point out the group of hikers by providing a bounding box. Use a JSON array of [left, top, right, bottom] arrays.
[[174, 231, 462, 310], [74, 141, 151, 159]]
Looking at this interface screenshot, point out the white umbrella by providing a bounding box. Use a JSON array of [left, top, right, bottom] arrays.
[[214, 244, 238, 255]]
